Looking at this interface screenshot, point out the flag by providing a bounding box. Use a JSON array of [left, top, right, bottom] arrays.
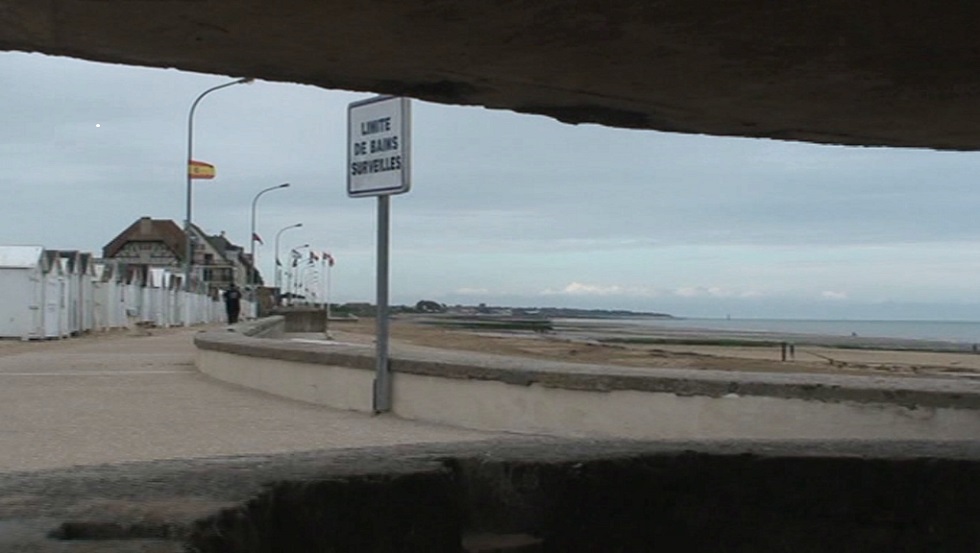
[[188, 160, 216, 179], [324, 252, 335, 267], [252, 232, 263, 245]]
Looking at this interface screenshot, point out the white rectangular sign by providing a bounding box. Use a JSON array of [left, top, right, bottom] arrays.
[[347, 96, 411, 197]]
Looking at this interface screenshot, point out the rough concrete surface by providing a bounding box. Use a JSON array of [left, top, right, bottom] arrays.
[[3, 1, 980, 149], [1, 439, 978, 552]]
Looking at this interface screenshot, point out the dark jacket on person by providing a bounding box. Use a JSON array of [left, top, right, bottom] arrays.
[[223, 286, 242, 311]]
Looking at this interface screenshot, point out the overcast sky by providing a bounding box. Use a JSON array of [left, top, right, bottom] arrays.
[[3, 51, 980, 320]]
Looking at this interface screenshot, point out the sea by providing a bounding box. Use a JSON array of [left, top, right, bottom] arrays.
[[561, 318, 980, 345]]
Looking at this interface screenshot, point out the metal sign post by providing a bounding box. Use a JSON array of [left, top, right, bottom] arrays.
[[347, 95, 411, 413], [374, 194, 392, 412]]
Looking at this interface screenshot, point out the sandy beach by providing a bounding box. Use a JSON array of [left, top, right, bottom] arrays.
[[333, 315, 980, 381], [5, 316, 979, 382]]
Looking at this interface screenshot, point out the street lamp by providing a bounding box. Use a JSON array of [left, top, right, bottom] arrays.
[[321, 252, 334, 339], [274, 223, 302, 300], [287, 243, 310, 305], [183, 76, 253, 293], [249, 183, 290, 291]]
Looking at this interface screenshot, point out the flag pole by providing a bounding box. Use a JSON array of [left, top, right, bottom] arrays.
[[325, 255, 333, 339]]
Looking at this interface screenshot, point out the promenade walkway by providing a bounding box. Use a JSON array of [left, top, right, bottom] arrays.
[[0, 327, 502, 473]]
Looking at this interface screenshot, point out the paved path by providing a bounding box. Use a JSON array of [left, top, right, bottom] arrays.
[[0, 328, 504, 473]]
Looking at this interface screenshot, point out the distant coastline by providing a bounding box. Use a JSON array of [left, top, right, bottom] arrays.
[[403, 303, 675, 320], [506, 307, 675, 320], [400, 308, 980, 353], [406, 306, 674, 334], [380, 300, 980, 350]]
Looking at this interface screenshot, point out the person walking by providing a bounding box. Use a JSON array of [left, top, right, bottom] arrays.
[[223, 283, 242, 324]]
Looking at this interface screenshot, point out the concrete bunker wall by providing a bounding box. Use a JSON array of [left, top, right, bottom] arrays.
[[181, 441, 980, 553], [39, 440, 980, 552], [194, 317, 980, 440], [7, 1, 980, 150]]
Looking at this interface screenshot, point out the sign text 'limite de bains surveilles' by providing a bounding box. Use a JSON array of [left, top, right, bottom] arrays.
[[347, 96, 411, 197]]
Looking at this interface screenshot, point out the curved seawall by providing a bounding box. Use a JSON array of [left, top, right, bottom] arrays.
[[194, 317, 980, 440]]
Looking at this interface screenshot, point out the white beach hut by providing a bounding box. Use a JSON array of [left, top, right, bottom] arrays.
[[144, 267, 162, 325], [42, 250, 68, 339], [121, 264, 145, 328], [94, 260, 126, 330], [147, 267, 171, 327], [110, 264, 128, 328], [90, 261, 109, 331], [78, 253, 96, 333], [0, 245, 46, 340], [56, 251, 83, 336], [165, 270, 181, 327]]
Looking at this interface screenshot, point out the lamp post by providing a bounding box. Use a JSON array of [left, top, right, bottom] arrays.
[[183, 76, 252, 294], [287, 243, 309, 306], [249, 183, 290, 313], [274, 223, 302, 304], [322, 253, 334, 339]]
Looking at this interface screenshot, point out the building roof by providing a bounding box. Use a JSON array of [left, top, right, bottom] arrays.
[[57, 250, 80, 273], [103, 217, 185, 260], [102, 217, 258, 284], [0, 245, 44, 269], [43, 250, 63, 275], [187, 226, 253, 271]]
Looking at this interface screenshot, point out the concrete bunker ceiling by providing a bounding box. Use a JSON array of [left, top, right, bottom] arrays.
[[1, 0, 979, 150]]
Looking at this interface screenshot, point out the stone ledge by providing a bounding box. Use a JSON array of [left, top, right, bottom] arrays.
[[222, 316, 285, 338]]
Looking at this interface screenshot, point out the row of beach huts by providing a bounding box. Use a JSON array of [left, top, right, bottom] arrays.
[[0, 245, 252, 340]]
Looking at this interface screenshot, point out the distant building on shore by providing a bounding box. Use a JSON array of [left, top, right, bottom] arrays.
[[102, 216, 260, 294]]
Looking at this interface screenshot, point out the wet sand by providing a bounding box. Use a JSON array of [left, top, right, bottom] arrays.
[[333, 315, 980, 381]]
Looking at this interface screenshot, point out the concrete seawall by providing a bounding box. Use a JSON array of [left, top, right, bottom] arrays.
[[194, 317, 980, 440]]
